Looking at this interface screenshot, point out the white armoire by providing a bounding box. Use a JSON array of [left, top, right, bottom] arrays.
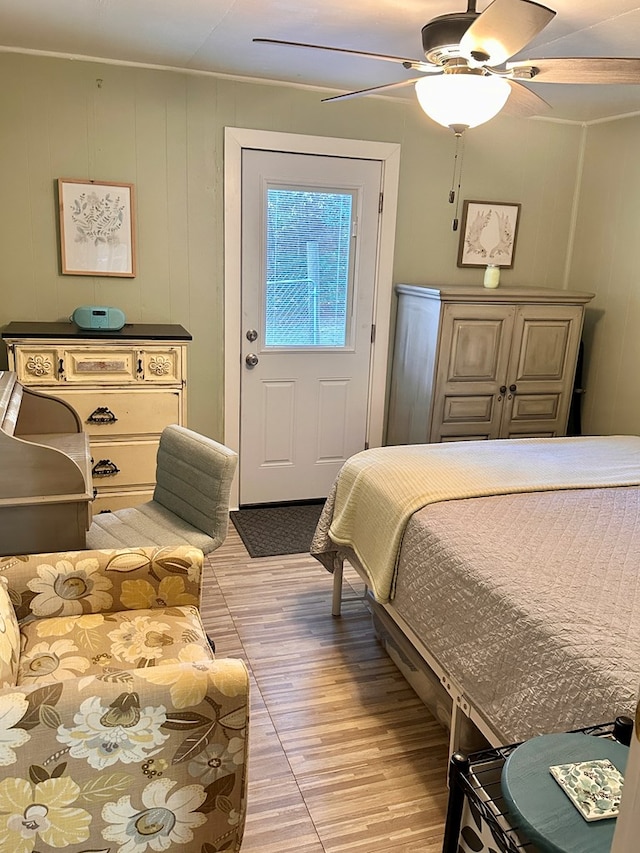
[[386, 284, 594, 445]]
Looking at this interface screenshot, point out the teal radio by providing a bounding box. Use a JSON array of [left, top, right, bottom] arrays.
[[71, 306, 126, 331]]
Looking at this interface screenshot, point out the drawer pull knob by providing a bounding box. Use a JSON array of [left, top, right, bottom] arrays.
[[87, 406, 119, 424], [92, 459, 121, 477]]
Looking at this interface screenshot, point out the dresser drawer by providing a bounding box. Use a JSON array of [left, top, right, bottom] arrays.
[[62, 346, 182, 384], [14, 347, 60, 384], [14, 345, 184, 385], [139, 348, 182, 383], [92, 489, 154, 514], [13, 346, 138, 384], [52, 389, 180, 436], [63, 347, 139, 383], [91, 440, 158, 488]]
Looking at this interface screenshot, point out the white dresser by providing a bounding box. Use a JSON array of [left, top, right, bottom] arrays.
[[2, 321, 191, 513]]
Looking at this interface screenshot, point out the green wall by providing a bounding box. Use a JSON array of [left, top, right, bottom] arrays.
[[0, 52, 586, 439], [568, 115, 640, 436]]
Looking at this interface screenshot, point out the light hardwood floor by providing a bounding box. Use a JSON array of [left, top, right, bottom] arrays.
[[202, 526, 450, 852]]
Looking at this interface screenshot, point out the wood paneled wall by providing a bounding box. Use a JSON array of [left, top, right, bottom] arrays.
[[0, 51, 589, 440], [568, 116, 640, 436]]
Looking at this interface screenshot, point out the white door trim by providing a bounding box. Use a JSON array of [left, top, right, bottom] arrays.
[[224, 127, 401, 509]]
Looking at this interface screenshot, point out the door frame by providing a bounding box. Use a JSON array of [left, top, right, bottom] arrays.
[[224, 127, 401, 509]]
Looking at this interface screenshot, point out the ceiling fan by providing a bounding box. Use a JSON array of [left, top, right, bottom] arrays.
[[254, 0, 640, 134]]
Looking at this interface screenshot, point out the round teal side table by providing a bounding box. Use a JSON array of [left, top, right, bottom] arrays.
[[501, 732, 629, 853]]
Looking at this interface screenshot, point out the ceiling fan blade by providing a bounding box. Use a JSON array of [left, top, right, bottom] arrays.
[[508, 57, 640, 85], [322, 76, 429, 103], [501, 79, 550, 117], [460, 0, 555, 66], [253, 38, 423, 67]]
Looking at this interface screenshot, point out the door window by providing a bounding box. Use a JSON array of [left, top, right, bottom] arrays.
[[265, 187, 355, 349]]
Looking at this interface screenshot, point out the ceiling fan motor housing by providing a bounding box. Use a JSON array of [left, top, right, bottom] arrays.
[[421, 12, 479, 64]]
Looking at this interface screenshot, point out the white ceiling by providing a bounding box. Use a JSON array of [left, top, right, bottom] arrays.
[[2, 0, 640, 122]]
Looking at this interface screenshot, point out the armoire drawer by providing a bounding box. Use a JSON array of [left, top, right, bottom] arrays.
[[52, 389, 180, 436], [90, 440, 158, 488]]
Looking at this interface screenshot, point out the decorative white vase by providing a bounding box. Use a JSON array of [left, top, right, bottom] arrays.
[[483, 264, 500, 288]]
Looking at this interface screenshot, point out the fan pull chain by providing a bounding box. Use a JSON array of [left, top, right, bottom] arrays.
[[450, 133, 466, 231], [448, 133, 460, 205]]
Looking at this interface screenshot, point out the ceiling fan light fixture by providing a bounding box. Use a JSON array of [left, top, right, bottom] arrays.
[[415, 73, 511, 132]]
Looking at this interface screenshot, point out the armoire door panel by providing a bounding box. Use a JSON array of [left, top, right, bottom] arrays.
[[510, 394, 560, 421], [439, 304, 514, 387], [442, 395, 494, 424], [447, 318, 511, 382], [431, 304, 515, 441], [513, 321, 571, 381], [502, 304, 584, 437]]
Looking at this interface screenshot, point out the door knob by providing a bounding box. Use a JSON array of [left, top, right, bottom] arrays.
[[245, 353, 259, 368], [509, 384, 517, 393]]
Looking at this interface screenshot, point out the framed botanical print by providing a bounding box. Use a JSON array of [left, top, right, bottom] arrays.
[[58, 178, 137, 277], [457, 199, 521, 268]]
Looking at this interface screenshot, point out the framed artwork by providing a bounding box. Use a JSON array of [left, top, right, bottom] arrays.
[[58, 178, 137, 277], [457, 199, 521, 268]]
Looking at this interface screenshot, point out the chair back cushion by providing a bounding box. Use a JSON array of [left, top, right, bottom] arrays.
[[154, 425, 238, 547], [0, 576, 21, 686]]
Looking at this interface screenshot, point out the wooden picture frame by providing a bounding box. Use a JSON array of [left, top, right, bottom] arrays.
[[58, 178, 137, 277], [457, 199, 521, 268]]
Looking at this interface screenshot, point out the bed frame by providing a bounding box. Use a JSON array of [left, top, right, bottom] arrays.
[[332, 554, 500, 757], [316, 436, 640, 756]]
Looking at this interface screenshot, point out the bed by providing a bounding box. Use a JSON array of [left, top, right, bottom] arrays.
[[311, 435, 640, 753]]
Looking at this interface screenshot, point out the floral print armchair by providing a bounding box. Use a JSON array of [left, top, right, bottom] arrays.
[[0, 545, 249, 853]]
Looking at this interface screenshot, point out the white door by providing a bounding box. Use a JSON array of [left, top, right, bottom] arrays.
[[240, 149, 382, 505]]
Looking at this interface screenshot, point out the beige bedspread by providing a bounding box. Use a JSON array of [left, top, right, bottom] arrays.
[[316, 435, 640, 602], [391, 486, 640, 741]]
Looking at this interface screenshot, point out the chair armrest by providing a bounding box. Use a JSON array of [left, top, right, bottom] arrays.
[[0, 546, 203, 622], [0, 658, 249, 852]]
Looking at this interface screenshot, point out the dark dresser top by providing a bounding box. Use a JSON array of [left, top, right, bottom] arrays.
[[1, 321, 192, 341]]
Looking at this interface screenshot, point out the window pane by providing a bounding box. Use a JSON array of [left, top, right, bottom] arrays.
[[265, 188, 353, 347]]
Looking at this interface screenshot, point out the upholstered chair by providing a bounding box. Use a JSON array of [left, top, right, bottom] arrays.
[[87, 425, 238, 553], [0, 545, 248, 853]]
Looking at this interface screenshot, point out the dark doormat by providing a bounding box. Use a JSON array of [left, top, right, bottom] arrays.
[[230, 501, 325, 557]]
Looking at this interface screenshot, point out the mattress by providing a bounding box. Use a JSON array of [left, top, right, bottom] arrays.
[[318, 435, 640, 603], [391, 486, 640, 742]]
